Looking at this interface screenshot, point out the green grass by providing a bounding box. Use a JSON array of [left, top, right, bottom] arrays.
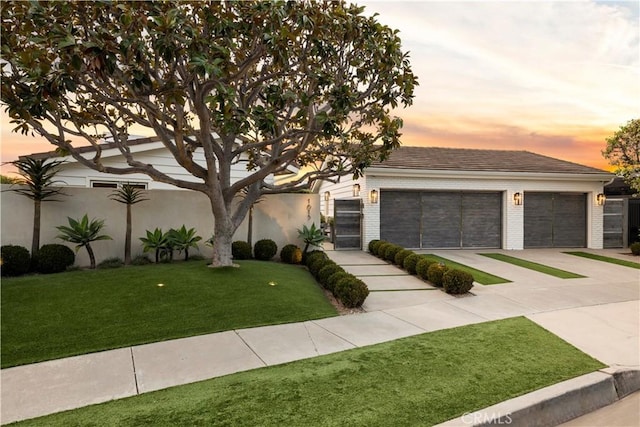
[[564, 251, 640, 269], [1, 260, 337, 368], [480, 253, 585, 279], [421, 254, 510, 285], [15, 317, 605, 427]]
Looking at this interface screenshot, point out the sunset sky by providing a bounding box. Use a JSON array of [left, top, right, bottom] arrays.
[[1, 0, 638, 173]]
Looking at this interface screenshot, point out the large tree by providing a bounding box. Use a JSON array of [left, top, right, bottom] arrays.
[[603, 118, 640, 194], [1, 1, 417, 267]]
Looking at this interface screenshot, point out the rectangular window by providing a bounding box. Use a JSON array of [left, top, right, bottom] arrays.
[[91, 181, 147, 189]]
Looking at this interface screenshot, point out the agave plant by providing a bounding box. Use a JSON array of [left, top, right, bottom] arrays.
[[139, 228, 171, 263], [297, 223, 326, 254], [168, 225, 202, 261], [56, 214, 112, 269]]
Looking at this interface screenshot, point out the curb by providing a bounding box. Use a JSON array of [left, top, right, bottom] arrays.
[[434, 367, 640, 427]]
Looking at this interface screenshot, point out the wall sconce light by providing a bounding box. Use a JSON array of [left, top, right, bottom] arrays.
[[513, 192, 522, 206], [307, 198, 312, 220], [369, 189, 378, 204], [324, 191, 330, 201], [596, 193, 605, 206], [353, 183, 360, 197]]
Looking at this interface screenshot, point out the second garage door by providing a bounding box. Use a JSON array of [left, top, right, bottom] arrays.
[[524, 192, 586, 248], [380, 190, 502, 249]]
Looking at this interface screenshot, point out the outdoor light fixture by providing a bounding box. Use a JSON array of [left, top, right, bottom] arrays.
[[324, 191, 330, 201], [513, 192, 522, 206], [596, 193, 605, 206], [353, 183, 360, 197], [369, 189, 379, 204]]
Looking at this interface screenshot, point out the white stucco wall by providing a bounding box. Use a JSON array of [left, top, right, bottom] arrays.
[[1, 185, 318, 267], [318, 171, 607, 250]]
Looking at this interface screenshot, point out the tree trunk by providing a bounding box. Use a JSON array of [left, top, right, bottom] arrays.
[[210, 220, 235, 267], [124, 204, 132, 265], [31, 199, 41, 261], [247, 206, 254, 248], [86, 244, 96, 269]]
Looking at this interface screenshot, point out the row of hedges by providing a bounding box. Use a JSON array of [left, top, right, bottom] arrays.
[[1, 244, 76, 276], [231, 240, 303, 263], [304, 251, 369, 308], [368, 240, 474, 295]]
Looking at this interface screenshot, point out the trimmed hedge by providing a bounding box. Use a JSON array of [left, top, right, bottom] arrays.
[[310, 257, 334, 277], [375, 242, 391, 258], [427, 263, 450, 287], [443, 269, 474, 294], [304, 250, 327, 267], [631, 242, 640, 256], [384, 244, 403, 263], [303, 251, 369, 308], [232, 241, 252, 260], [36, 244, 75, 274], [403, 253, 421, 275], [368, 239, 381, 254], [1, 245, 31, 277], [335, 276, 369, 308], [280, 244, 302, 264], [416, 257, 435, 280], [326, 271, 353, 293], [254, 239, 277, 261], [317, 264, 343, 288], [394, 249, 413, 267]]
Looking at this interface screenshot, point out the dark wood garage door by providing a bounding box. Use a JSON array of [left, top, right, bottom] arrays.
[[381, 190, 502, 249], [524, 192, 586, 248]]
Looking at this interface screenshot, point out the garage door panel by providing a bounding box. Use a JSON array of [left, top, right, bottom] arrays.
[[422, 193, 462, 248], [524, 193, 553, 248], [553, 194, 586, 247], [380, 191, 421, 248], [462, 193, 502, 248]]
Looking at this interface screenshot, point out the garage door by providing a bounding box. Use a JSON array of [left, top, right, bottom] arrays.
[[524, 192, 586, 248], [380, 191, 502, 249]]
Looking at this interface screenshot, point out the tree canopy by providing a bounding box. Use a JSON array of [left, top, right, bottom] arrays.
[[602, 118, 640, 194], [1, 0, 417, 266]]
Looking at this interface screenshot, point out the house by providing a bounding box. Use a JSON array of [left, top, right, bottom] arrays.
[[317, 146, 614, 250], [603, 177, 640, 248]]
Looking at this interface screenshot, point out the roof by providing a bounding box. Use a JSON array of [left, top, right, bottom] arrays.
[[23, 136, 162, 161], [371, 146, 610, 175]]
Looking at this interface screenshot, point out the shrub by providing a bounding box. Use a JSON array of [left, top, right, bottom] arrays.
[[370, 240, 385, 255], [36, 244, 75, 274], [317, 264, 344, 288], [188, 254, 206, 261], [394, 249, 413, 267], [310, 257, 335, 278], [326, 271, 353, 293], [97, 257, 124, 269], [335, 276, 370, 308], [131, 254, 152, 266], [1, 245, 31, 277], [367, 239, 381, 253], [254, 239, 278, 261], [280, 244, 303, 264], [416, 257, 436, 280], [631, 242, 640, 256], [384, 244, 402, 263], [232, 241, 252, 260], [304, 250, 327, 267], [376, 242, 391, 259], [403, 253, 421, 275], [443, 269, 475, 294], [427, 263, 450, 287]]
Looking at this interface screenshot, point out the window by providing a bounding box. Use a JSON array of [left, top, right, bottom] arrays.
[[91, 181, 147, 189]]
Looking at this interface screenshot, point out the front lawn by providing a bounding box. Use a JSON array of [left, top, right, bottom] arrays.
[[1, 261, 337, 368], [15, 317, 605, 426], [564, 251, 640, 269]]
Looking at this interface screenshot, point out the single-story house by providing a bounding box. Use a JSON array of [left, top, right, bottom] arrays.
[[317, 146, 614, 250]]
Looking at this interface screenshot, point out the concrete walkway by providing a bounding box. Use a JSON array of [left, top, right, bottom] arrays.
[[1, 249, 639, 425]]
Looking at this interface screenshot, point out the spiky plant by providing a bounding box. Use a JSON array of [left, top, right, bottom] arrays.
[[110, 184, 148, 264], [56, 214, 112, 269]]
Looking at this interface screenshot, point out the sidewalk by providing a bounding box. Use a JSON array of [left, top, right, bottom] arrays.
[[2, 249, 639, 425]]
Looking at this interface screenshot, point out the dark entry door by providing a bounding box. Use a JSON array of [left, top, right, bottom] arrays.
[[524, 192, 586, 248], [333, 199, 362, 249]]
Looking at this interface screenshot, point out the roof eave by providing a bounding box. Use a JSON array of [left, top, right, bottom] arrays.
[[364, 167, 614, 182]]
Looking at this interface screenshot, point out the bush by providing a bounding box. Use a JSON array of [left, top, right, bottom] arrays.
[[36, 244, 75, 274], [416, 257, 436, 280], [375, 242, 391, 258], [131, 254, 152, 265], [335, 276, 370, 308], [427, 263, 450, 287], [367, 239, 381, 253], [1, 245, 31, 277], [394, 249, 413, 267], [371, 240, 386, 256], [254, 239, 277, 261], [317, 264, 344, 288], [280, 244, 303, 264], [403, 253, 421, 275], [310, 258, 335, 278], [326, 271, 353, 293], [188, 254, 206, 261], [97, 257, 124, 269], [304, 250, 327, 267], [384, 244, 402, 263], [443, 269, 474, 294], [232, 241, 252, 260], [631, 242, 640, 256]]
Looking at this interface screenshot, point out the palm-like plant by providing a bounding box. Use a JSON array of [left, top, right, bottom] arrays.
[[5, 158, 66, 260], [109, 184, 148, 265], [140, 228, 171, 263], [297, 223, 326, 254], [56, 214, 112, 269], [168, 225, 202, 261]]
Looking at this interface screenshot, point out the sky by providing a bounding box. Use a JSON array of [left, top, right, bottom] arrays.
[[1, 0, 639, 173]]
